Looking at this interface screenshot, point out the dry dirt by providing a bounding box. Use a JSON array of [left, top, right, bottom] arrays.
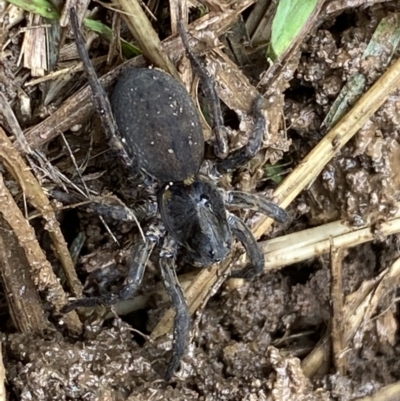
[[1, 1, 400, 401]]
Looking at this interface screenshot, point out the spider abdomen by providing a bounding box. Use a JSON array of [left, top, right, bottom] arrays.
[[111, 68, 204, 183]]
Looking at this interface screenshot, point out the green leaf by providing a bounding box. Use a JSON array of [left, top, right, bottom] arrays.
[[268, 0, 319, 61], [84, 18, 142, 59], [6, 2, 141, 59], [264, 164, 285, 184], [6, 0, 60, 19]]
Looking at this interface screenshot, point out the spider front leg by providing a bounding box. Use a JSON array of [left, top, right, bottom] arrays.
[[159, 235, 190, 381], [224, 190, 288, 223], [218, 96, 267, 172], [51, 190, 158, 223], [227, 212, 265, 278], [178, 21, 268, 172], [178, 20, 229, 159], [62, 238, 154, 313], [69, 8, 132, 167]]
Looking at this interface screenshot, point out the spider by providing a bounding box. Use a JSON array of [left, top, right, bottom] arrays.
[[62, 9, 288, 381]]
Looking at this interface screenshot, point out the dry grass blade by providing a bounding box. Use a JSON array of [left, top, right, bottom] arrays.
[[21, 13, 47, 76], [302, 257, 400, 377], [342, 270, 385, 344], [324, 0, 394, 16], [0, 213, 49, 333], [112, 0, 178, 79], [0, 128, 83, 300], [254, 55, 400, 240], [261, 202, 400, 270], [346, 257, 400, 344], [23, 59, 138, 149], [61, 0, 90, 27], [0, 342, 5, 401], [169, 0, 187, 35], [0, 171, 81, 334], [353, 381, 400, 401], [265, 218, 400, 377], [0, 92, 30, 153], [25, 55, 108, 87], [245, 0, 277, 47], [330, 245, 346, 375], [301, 332, 331, 378]]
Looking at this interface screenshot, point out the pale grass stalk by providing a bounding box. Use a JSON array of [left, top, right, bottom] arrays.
[[261, 204, 400, 270]]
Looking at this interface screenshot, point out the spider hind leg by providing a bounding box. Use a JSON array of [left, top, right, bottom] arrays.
[[61, 239, 153, 313]]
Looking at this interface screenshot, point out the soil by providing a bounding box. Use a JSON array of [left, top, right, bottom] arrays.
[[1, 2, 400, 401]]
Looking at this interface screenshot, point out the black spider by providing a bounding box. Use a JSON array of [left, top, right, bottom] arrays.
[[62, 9, 287, 381]]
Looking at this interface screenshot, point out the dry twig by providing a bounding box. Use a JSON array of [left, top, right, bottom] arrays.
[[0, 127, 82, 333], [261, 203, 400, 270], [0, 171, 81, 334], [354, 381, 400, 401], [112, 0, 179, 79], [0, 213, 49, 332], [330, 245, 346, 375], [0, 128, 82, 298], [302, 257, 400, 377]]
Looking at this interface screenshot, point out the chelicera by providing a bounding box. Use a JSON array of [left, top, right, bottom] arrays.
[[62, 9, 287, 381]]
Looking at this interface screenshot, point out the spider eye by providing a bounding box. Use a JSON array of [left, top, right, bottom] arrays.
[[200, 195, 212, 209]]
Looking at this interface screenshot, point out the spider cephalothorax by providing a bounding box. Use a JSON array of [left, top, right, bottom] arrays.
[[62, 9, 287, 381]]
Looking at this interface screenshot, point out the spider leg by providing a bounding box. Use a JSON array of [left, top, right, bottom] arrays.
[[159, 235, 190, 381], [178, 21, 229, 159], [51, 190, 157, 222], [224, 190, 288, 224], [227, 212, 265, 278], [177, 24, 268, 173], [218, 96, 267, 172], [69, 8, 132, 167], [62, 238, 154, 313]]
